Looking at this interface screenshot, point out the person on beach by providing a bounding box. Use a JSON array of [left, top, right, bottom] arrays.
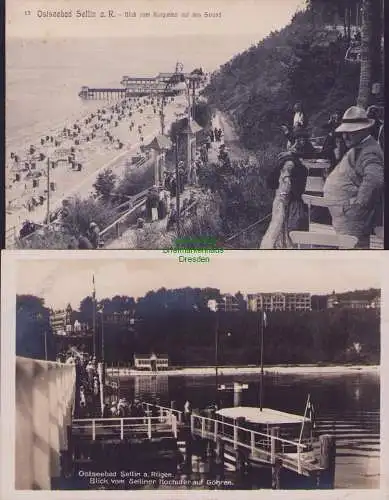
[[323, 106, 384, 248], [261, 152, 308, 249]]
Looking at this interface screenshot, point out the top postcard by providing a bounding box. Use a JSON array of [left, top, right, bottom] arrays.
[[5, 0, 385, 250]]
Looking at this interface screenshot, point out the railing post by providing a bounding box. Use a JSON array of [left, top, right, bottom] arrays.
[[120, 418, 124, 440], [214, 420, 218, 441], [92, 420, 96, 441], [148, 417, 152, 439], [270, 427, 280, 464], [233, 424, 238, 450], [251, 431, 255, 455], [297, 445, 302, 475], [190, 414, 194, 433], [159, 406, 163, 422], [172, 415, 177, 438], [201, 417, 205, 438]]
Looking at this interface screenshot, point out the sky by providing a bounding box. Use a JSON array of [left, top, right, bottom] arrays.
[[7, 0, 306, 39], [14, 252, 382, 310]]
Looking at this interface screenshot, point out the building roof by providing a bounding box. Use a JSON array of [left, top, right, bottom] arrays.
[[216, 406, 308, 425], [144, 135, 173, 151]]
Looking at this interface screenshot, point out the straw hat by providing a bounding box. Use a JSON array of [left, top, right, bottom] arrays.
[[335, 106, 375, 133]]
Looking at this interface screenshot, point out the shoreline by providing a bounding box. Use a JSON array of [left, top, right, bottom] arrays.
[[106, 364, 380, 377]]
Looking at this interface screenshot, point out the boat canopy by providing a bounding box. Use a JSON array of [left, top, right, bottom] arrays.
[[215, 406, 310, 425]]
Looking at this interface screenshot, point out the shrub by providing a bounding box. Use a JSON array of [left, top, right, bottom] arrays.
[[93, 168, 117, 200], [115, 163, 155, 200]]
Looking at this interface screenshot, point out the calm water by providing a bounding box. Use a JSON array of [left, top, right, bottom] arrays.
[[6, 35, 253, 150], [113, 371, 380, 490]]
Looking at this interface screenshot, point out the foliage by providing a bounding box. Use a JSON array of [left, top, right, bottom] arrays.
[[21, 289, 380, 366], [62, 196, 117, 238], [197, 148, 279, 247], [132, 226, 174, 250], [115, 163, 155, 201], [16, 295, 54, 360], [93, 168, 117, 200], [204, 8, 361, 149], [179, 192, 225, 242], [16, 226, 76, 250]]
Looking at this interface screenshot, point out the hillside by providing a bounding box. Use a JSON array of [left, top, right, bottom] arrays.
[[204, 9, 360, 150]]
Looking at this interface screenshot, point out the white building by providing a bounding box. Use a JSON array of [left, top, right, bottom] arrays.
[[247, 293, 311, 312]]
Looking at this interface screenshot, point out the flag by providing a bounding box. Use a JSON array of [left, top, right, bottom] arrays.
[[263, 311, 268, 328]]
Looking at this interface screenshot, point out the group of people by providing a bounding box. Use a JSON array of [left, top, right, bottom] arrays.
[[102, 398, 147, 418], [265, 101, 384, 249], [209, 127, 223, 144]]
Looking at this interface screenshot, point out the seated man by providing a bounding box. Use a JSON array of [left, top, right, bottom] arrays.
[[323, 106, 384, 248]]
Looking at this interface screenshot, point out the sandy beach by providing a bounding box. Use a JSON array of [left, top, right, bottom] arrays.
[[106, 364, 380, 377], [6, 92, 189, 235]]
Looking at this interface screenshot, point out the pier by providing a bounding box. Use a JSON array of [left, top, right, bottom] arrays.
[[69, 399, 335, 489], [78, 85, 180, 100], [15, 356, 336, 490]]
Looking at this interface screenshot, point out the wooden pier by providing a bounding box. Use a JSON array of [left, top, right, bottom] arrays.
[[70, 401, 336, 489], [78, 85, 179, 100]]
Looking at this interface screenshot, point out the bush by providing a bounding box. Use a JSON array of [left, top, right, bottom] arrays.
[[115, 163, 155, 200], [61, 196, 117, 237], [133, 226, 174, 249]]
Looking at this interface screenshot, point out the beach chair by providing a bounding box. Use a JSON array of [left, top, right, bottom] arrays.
[[289, 231, 357, 249]]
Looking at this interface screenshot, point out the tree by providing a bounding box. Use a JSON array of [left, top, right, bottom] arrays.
[[16, 295, 52, 360], [93, 168, 117, 200]]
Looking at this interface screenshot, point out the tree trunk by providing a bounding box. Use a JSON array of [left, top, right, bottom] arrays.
[[356, 0, 373, 108]]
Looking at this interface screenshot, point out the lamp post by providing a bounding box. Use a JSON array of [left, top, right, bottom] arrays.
[[259, 310, 266, 412], [175, 138, 181, 236]]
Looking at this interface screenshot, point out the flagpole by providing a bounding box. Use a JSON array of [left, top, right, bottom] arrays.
[[259, 310, 264, 412]]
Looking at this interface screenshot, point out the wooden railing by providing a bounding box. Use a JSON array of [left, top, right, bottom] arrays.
[[98, 191, 149, 246], [72, 414, 178, 440], [141, 402, 184, 424]]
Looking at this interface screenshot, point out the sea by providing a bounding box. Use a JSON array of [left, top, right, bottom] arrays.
[[107, 370, 380, 490], [6, 35, 256, 152]]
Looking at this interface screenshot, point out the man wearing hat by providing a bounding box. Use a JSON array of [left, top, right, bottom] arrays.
[[323, 106, 384, 248]]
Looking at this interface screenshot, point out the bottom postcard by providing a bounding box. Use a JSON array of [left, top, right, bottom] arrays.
[[0, 251, 384, 497]]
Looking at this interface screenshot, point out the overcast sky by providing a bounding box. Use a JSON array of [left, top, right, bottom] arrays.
[[7, 0, 306, 39], [14, 252, 382, 310]]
